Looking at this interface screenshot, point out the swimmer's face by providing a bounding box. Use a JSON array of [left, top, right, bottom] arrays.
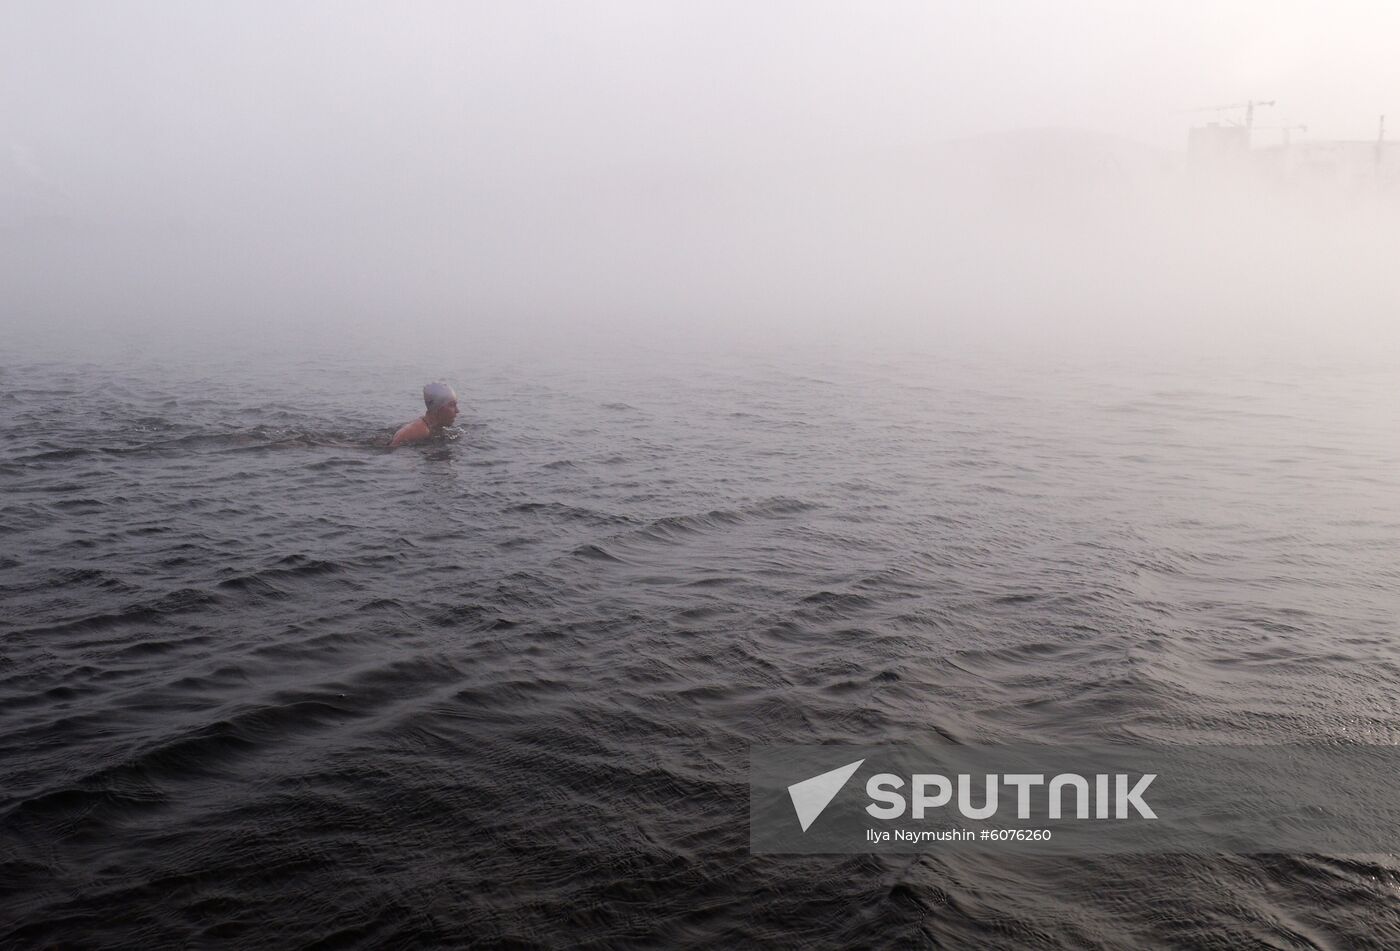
[[434, 399, 459, 425]]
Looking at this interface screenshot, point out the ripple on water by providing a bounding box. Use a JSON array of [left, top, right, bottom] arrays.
[[1, 351, 1398, 946]]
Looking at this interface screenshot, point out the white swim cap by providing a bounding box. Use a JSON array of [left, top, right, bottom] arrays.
[[423, 382, 457, 411]]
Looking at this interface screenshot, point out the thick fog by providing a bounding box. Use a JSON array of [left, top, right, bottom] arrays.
[[4, 2, 1399, 360]]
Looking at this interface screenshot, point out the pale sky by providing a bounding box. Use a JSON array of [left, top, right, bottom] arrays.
[[4, 1, 1396, 187], [4, 2, 1398, 355]]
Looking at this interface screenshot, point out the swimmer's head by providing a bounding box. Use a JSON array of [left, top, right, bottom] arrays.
[[423, 382, 459, 425]]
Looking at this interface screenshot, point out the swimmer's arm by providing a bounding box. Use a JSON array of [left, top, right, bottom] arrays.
[[388, 418, 430, 448]]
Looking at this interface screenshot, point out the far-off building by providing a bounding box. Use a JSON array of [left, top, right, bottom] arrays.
[[1189, 116, 1399, 197], [1254, 138, 1399, 194], [1187, 122, 1251, 169]]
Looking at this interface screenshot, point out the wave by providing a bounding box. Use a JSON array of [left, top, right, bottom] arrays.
[[20, 588, 222, 638], [506, 501, 631, 526]]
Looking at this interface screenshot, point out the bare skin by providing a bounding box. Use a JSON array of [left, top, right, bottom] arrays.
[[389, 399, 459, 448]]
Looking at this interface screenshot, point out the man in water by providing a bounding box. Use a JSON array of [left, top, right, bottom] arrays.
[[390, 382, 459, 448]]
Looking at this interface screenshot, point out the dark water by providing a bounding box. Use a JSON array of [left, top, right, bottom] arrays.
[[4, 333, 1399, 948]]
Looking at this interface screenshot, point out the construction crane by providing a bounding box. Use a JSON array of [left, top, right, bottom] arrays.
[[1178, 99, 1277, 134]]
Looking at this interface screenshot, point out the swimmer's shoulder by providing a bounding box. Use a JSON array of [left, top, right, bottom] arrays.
[[389, 417, 430, 448]]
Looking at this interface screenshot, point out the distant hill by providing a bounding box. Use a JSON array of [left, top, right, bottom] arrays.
[[933, 127, 1178, 187]]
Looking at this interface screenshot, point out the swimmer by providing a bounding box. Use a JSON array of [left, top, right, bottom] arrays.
[[389, 382, 459, 448]]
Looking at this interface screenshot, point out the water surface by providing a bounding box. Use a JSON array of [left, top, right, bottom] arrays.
[[3, 333, 1398, 947]]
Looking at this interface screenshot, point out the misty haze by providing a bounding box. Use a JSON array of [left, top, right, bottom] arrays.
[[3, 3, 1399, 948]]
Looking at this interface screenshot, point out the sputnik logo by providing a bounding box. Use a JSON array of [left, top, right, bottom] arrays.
[[786, 759, 865, 831]]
